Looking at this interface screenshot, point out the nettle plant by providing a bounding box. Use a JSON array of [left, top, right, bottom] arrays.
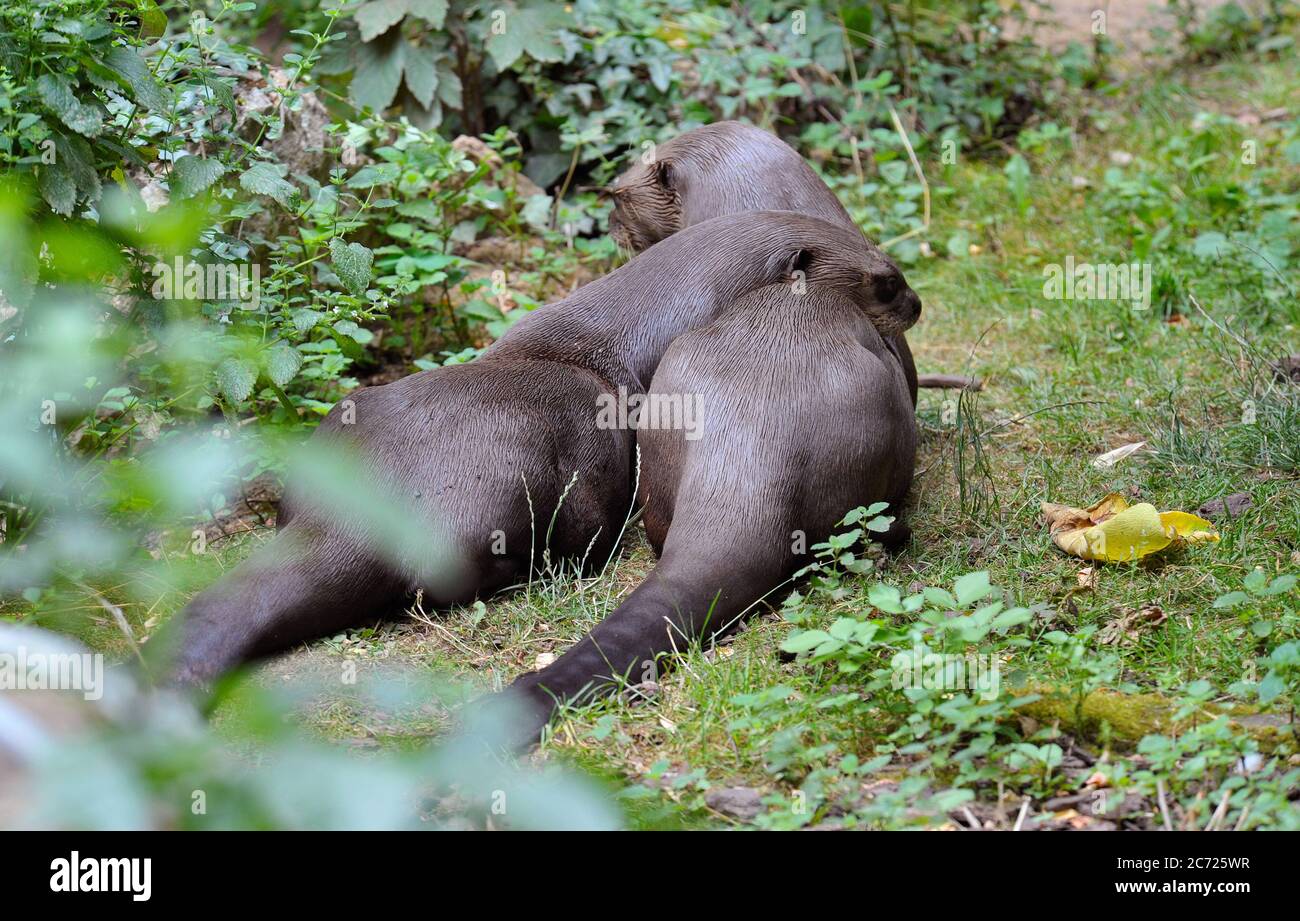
[[2, 1, 556, 429], [314, 0, 1059, 194], [749, 507, 1040, 824], [1216, 569, 1300, 722]]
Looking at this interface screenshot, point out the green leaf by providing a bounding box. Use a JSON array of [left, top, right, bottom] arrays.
[[408, 0, 448, 27], [291, 308, 324, 333], [216, 357, 257, 405], [239, 162, 297, 208], [329, 238, 374, 296], [780, 629, 832, 654], [36, 74, 104, 137], [992, 607, 1033, 631], [954, 571, 992, 606], [136, 0, 168, 38], [864, 515, 894, 533], [923, 586, 957, 609], [485, 4, 569, 71], [171, 156, 225, 198], [1263, 575, 1297, 596], [867, 582, 903, 614], [1243, 568, 1269, 595], [264, 345, 303, 387], [352, 30, 406, 110], [106, 46, 167, 112], [403, 42, 438, 109], [1212, 591, 1250, 609], [52, 133, 100, 201], [1192, 232, 1228, 261], [355, 0, 409, 42], [437, 63, 463, 109], [1256, 670, 1285, 705], [39, 161, 77, 216]]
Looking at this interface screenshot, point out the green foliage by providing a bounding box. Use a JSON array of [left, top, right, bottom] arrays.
[[1, 624, 618, 830], [317, 0, 1059, 193]]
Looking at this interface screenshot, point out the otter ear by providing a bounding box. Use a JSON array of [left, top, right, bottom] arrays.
[[782, 248, 813, 280], [655, 160, 676, 190]]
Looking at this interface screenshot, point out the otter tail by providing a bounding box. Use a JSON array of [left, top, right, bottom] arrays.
[[492, 544, 785, 745]]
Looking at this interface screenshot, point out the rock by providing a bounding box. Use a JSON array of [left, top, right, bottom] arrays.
[[1198, 492, 1252, 519], [453, 134, 545, 198], [705, 786, 764, 821]]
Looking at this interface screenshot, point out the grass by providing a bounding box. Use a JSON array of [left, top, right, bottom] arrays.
[[9, 38, 1298, 830]]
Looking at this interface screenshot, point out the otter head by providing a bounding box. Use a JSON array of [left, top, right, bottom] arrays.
[[777, 223, 922, 338], [606, 158, 683, 252]]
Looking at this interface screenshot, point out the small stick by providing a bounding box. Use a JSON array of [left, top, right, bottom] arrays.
[[1013, 798, 1030, 831], [1206, 790, 1231, 831], [1156, 779, 1174, 831], [80, 583, 147, 670], [917, 374, 983, 391], [881, 104, 930, 250]]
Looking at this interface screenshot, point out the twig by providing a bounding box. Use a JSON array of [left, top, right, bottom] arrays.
[[979, 400, 1108, 439], [79, 583, 147, 669], [1205, 789, 1231, 831], [1156, 779, 1174, 831], [917, 374, 982, 391], [1013, 798, 1030, 831], [881, 104, 930, 250]]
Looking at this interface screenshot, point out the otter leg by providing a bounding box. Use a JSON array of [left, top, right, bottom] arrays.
[[164, 524, 406, 687]]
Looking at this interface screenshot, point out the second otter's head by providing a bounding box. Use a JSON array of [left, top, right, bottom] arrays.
[[606, 158, 682, 252], [773, 216, 921, 338]]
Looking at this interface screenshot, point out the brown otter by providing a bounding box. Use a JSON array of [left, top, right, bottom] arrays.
[[606, 120, 924, 405], [166, 211, 889, 685], [487, 235, 921, 745]]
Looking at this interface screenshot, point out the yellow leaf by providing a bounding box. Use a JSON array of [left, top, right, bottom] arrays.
[[1041, 494, 1219, 562], [1158, 511, 1220, 544]]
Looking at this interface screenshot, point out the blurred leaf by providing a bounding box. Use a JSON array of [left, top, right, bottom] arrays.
[[329, 238, 374, 295], [264, 345, 303, 387], [171, 157, 226, 199], [238, 162, 297, 208], [216, 357, 257, 404], [36, 74, 104, 137], [105, 46, 168, 112]]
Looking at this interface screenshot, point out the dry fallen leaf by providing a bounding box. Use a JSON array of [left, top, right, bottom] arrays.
[[1041, 493, 1219, 562], [533, 651, 557, 669], [1098, 604, 1168, 646], [1092, 441, 1146, 469]]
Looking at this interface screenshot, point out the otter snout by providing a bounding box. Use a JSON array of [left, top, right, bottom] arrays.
[[900, 286, 922, 327]]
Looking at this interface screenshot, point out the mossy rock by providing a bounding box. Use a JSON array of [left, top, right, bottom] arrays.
[[1014, 685, 1296, 753], [1016, 686, 1174, 749]]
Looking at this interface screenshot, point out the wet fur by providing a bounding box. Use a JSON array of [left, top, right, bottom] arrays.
[[167, 211, 881, 685], [608, 120, 920, 404], [499, 278, 920, 744]]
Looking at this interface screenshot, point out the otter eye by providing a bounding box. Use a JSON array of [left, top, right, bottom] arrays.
[[873, 271, 902, 302]]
